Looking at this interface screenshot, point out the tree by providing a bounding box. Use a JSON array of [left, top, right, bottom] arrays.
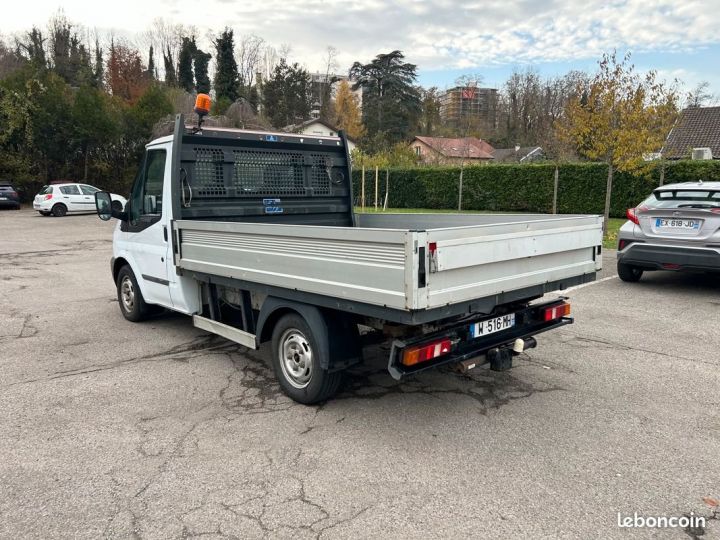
[[334, 79, 364, 139], [560, 51, 679, 231], [214, 29, 240, 102], [177, 37, 195, 92], [349, 50, 421, 148], [147, 46, 156, 80], [107, 42, 147, 103], [686, 81, 714, 108], [163, 46, 176, 86], [419, 87, 441, 136], [71, 86, 117, 180], [262, 58, 311, 127], [92, 38, 103, 88], [193, 47, 211, 94], [17, 27, 47, 69]]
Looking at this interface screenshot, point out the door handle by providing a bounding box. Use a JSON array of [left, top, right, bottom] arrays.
[[163, 226, 168, 242]]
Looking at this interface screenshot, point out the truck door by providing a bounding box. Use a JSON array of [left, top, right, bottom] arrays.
[[123, 148, 172, 308]]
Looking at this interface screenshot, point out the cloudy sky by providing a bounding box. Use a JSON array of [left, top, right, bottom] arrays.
[[5, 0, 720, 96]]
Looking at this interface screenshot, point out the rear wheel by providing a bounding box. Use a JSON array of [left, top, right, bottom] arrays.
[[270, 314, 342, 404], [617, 261, 643, 282], [51, 203, 67, 217], [116, 265, 152, 322]]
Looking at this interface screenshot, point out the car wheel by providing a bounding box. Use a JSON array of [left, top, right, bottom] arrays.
[[116, 265, 152, 322], [270, 313, 343, 404], [617, 261, 643, 282], [111, 200, 123, 213], [51, 203, 67, 217]]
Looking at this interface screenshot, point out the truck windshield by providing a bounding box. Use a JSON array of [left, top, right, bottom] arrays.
[[643, 190, 720, 209]]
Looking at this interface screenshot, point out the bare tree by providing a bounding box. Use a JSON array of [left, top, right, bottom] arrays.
[[236, 34, 264, 88], [686, 81, 715, 108]]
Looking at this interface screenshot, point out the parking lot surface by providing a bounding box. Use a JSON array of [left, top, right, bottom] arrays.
[[1, 209, 718, 539]]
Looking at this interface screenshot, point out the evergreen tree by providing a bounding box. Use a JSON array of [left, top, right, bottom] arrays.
[[349, 50, 421, 146], [194, 48, 211, 94], [147, 46, 155, 80], [262, 58, 311, 128], [177, 37, 195, 92], [93, 38, 103, 88], [163, 46, 176, 86], [213, 29, 239, 103]]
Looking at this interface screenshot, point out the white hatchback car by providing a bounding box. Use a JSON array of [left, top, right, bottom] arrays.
[[33, 183, 127, 217]]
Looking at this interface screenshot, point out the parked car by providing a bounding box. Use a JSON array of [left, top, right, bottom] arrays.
[[33, 183, 126, 217], [617, 181, 720, 281], [0, 183, 21, 209]]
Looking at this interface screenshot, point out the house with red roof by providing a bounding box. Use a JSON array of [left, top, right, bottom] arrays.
[[409, 136, 495, 165]]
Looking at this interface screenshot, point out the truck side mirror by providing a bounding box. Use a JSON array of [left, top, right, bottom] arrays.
[[95, 192, 113, 221]]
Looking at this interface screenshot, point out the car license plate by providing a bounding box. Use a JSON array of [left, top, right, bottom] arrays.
[[0, 196, 6, 200], [656, 218, 699, 230], [469, 313, 515, 338]]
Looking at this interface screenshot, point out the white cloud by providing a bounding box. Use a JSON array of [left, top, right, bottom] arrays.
[[3, 0, 719, 74]]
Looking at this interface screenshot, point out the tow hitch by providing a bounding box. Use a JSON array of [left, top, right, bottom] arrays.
[[455, 337, 538, 374]]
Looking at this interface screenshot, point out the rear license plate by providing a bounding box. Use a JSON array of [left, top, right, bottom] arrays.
[[469, 313, 515, 338], [656, 218, 700, 230], [0, 197, 6, 200]]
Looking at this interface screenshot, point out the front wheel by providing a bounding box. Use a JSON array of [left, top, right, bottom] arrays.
[[116, 265, 152, 322], [270, 314, 342, 404], [617, 261, 643, 282]]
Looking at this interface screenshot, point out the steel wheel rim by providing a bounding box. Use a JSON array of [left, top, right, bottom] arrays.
[[279, 329, 313, 389], [120, 276, 135, 312]]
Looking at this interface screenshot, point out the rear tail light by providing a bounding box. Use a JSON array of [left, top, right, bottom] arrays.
[[9, 191, 17, 197], [543, 302, 571, 322], [44, 194, 53, 201], [401, 338, 452, 367], [711, 208, 720, 215], [626, 204, 649, 225]]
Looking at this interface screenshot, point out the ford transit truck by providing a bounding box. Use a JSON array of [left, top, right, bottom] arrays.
[[94, 112, 603, 404]]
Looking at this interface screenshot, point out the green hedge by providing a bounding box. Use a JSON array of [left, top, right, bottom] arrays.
[[352, 161, 720, 217]]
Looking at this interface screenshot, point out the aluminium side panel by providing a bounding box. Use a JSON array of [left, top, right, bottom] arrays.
[[424, 216, 603, 309], [174, 220, 411, 310]]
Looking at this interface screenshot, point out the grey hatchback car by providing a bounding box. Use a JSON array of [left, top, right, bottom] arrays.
[[616, 181, 720, 281]]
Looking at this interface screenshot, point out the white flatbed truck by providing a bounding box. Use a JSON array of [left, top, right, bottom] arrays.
[[94, 114, 603, 404]]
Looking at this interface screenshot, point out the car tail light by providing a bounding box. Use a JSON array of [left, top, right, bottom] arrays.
[[9, 191, 17, 197], [626, 208, 639, 225], [543, 302, 571, 322], [711, 208, 720, 215], [401, 338, 452, 367], [44, 194, 53, 201]]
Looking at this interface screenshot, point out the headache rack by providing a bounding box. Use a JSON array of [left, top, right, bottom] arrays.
[[168, 115, 355, 227]]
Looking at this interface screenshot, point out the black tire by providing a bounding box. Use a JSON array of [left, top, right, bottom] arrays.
[[270, 313, 342, 404], [116, 265, 152, 322], [111, 200, 123, 213], [51, 203, 67, 217], [617, 261, 643, 282]]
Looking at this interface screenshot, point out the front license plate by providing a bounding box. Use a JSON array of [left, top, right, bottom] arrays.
[[656, 218, 700, 230], [469, 313, 515, 338]]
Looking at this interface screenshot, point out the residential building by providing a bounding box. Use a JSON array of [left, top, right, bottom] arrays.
[[662, 106, 720, 160], [410, 136, 494, 165], [439, 86, 498, 130], [492, 146, 544, 163], [284, 118, 357, 153]]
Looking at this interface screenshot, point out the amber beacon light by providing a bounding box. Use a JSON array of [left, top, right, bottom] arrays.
[[193, 93, 211, 129]]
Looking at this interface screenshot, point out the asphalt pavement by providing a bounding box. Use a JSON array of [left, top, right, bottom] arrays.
[[0, 209, 718, 539]]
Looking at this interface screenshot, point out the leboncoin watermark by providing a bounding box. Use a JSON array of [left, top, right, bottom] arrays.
[[617, 512, 705, 529]]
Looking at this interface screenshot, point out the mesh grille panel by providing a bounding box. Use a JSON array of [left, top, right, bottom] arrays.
[[193, 148, 226, 197], [309, 154, 331, 195], [232, 150, 305, 196]]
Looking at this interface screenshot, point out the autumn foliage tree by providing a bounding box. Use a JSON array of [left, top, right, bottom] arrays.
[[560, 52, 678, 231], [107, 43, 147, 103], [333, 79, 364, 139]]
